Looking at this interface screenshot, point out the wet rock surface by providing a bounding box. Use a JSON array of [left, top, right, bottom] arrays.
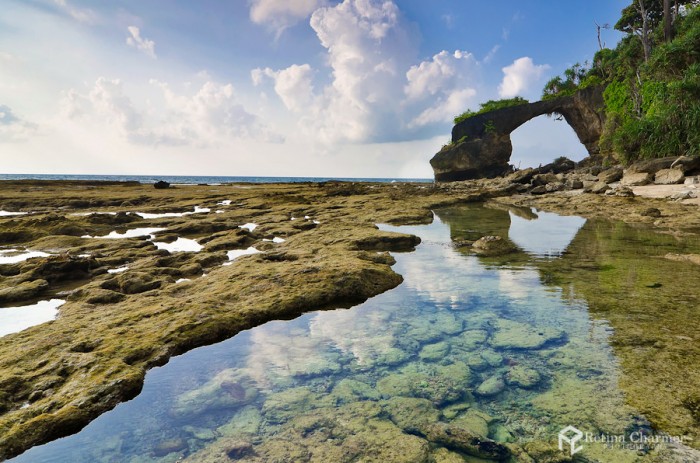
[[2, 179, 700, 462]]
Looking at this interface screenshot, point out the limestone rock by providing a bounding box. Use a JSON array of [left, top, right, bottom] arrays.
[[505, 366, 542, 388], [620, 171, 652, 186], [612, 186, 635, 197], [641, 207, 662, 218], [475, 375, 505, 397], [655, 168, 685, 185], [458, 330, 489, 351], [383, 396, 442, 434], [419, 341, 450, 362], [172, 369, 257, 418], [565, 178, 584, 189], [452, 409, 492, 437], [431, 447, 471, 463], [545, 182, 566, 192], [331, 379, 380, 404], [489, 319, 565, 350], [597, 166, 623, 183], [431, 86, 605, 181], [587, 181, 610, 194], [423, 422, 511, 460], [532, 173, 559, 186], [472, 235, 517, 256], [0, 279, 48, 303]]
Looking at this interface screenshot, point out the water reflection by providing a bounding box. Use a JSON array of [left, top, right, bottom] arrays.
[[12, 205, 699, 463]]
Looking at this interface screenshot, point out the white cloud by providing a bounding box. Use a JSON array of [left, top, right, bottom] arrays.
[[61, 77, 279, 147], [249, 0, 327, 35], [53, 0, 97, 24], [251, 1, 484, 143], [498, 57, 549, 98], [405, 50, 476, 100], [408, 88, 476, 128], [0, 104, 37, 142], [126, 26, 157, 59]]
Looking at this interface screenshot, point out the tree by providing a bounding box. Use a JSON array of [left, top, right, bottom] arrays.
[[665, 0, 673, 42], [615, 0, 662, 62]]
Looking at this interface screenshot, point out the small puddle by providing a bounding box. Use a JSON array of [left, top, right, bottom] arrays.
[[0, 249, 52, 264], [0, 299, 65, 337]]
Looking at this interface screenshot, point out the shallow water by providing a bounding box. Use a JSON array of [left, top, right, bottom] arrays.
[[0, 248, 52, 264], [11, 205, 700, 462], [0, 299, 65, 337]]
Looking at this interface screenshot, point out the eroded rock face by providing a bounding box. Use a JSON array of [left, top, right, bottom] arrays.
[[431, 86, 606, 181]]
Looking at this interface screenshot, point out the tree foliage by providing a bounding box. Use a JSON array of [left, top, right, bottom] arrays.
[[544, 1, 700, 162]]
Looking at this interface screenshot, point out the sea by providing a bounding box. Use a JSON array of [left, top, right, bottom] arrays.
[[0, 174, 433, 184]]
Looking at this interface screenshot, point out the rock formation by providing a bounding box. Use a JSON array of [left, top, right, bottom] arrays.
[[430, 86, 606, 181]]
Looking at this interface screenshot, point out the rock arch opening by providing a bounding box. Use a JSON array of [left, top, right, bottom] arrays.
[[509, 115, 588, 170]]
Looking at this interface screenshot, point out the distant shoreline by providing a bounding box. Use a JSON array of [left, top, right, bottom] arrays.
[[0, 173, 434, 185]]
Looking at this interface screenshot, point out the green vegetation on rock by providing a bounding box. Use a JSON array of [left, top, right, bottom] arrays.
[[453, 97, 529, 125], [546, 2, 700, 163]]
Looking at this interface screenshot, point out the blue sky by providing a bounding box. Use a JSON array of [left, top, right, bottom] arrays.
[[0, 0, 627, 178]]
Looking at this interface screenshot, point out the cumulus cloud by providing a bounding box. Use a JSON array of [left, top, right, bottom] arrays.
[[408, 88, 476, 128], [498, 57, 549, 98], [252, 0, 482, 144], [53, 0, 97, 24], [126, 26, 157, 59], [61, 77, 279, 146], [249, 0, 327, 35], [0, 104, 37, 142], [403, 50, 479, 128]]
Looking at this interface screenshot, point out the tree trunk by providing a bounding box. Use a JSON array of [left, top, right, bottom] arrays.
[[664, 0, 673, 42], [638, 0, 651, 62]]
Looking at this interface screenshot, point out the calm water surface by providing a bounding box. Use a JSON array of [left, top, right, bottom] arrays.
[[12, 205, 700, 462]]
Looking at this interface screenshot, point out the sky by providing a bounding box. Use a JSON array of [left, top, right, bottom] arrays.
[[0, 0, 627, 178]]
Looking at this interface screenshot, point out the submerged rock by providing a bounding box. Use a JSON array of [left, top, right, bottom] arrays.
[[419, 341, 450, 362], [376, 362, 470, 406], [423, 422, 511, 460], [475, 375, 505, 397], [216, 405, 262, 437], [505, 365, 542, 389], [230, 402, 432, 463], [171, 369, 257, 418], [383, 397, 442, 434], [451, 409, 492, 438], [489, 319, 565, 350], [458, 330, 490, 351], [332, 378, 381, 404]]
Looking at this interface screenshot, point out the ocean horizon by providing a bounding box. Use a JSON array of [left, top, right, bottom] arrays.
[[0, 173, 433, 184]]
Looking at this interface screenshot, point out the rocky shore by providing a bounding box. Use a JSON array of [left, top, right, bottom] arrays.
[[1, 175, 700, 460]]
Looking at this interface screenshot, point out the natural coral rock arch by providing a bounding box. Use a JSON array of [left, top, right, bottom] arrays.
[[430, 86, 606, 182]]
